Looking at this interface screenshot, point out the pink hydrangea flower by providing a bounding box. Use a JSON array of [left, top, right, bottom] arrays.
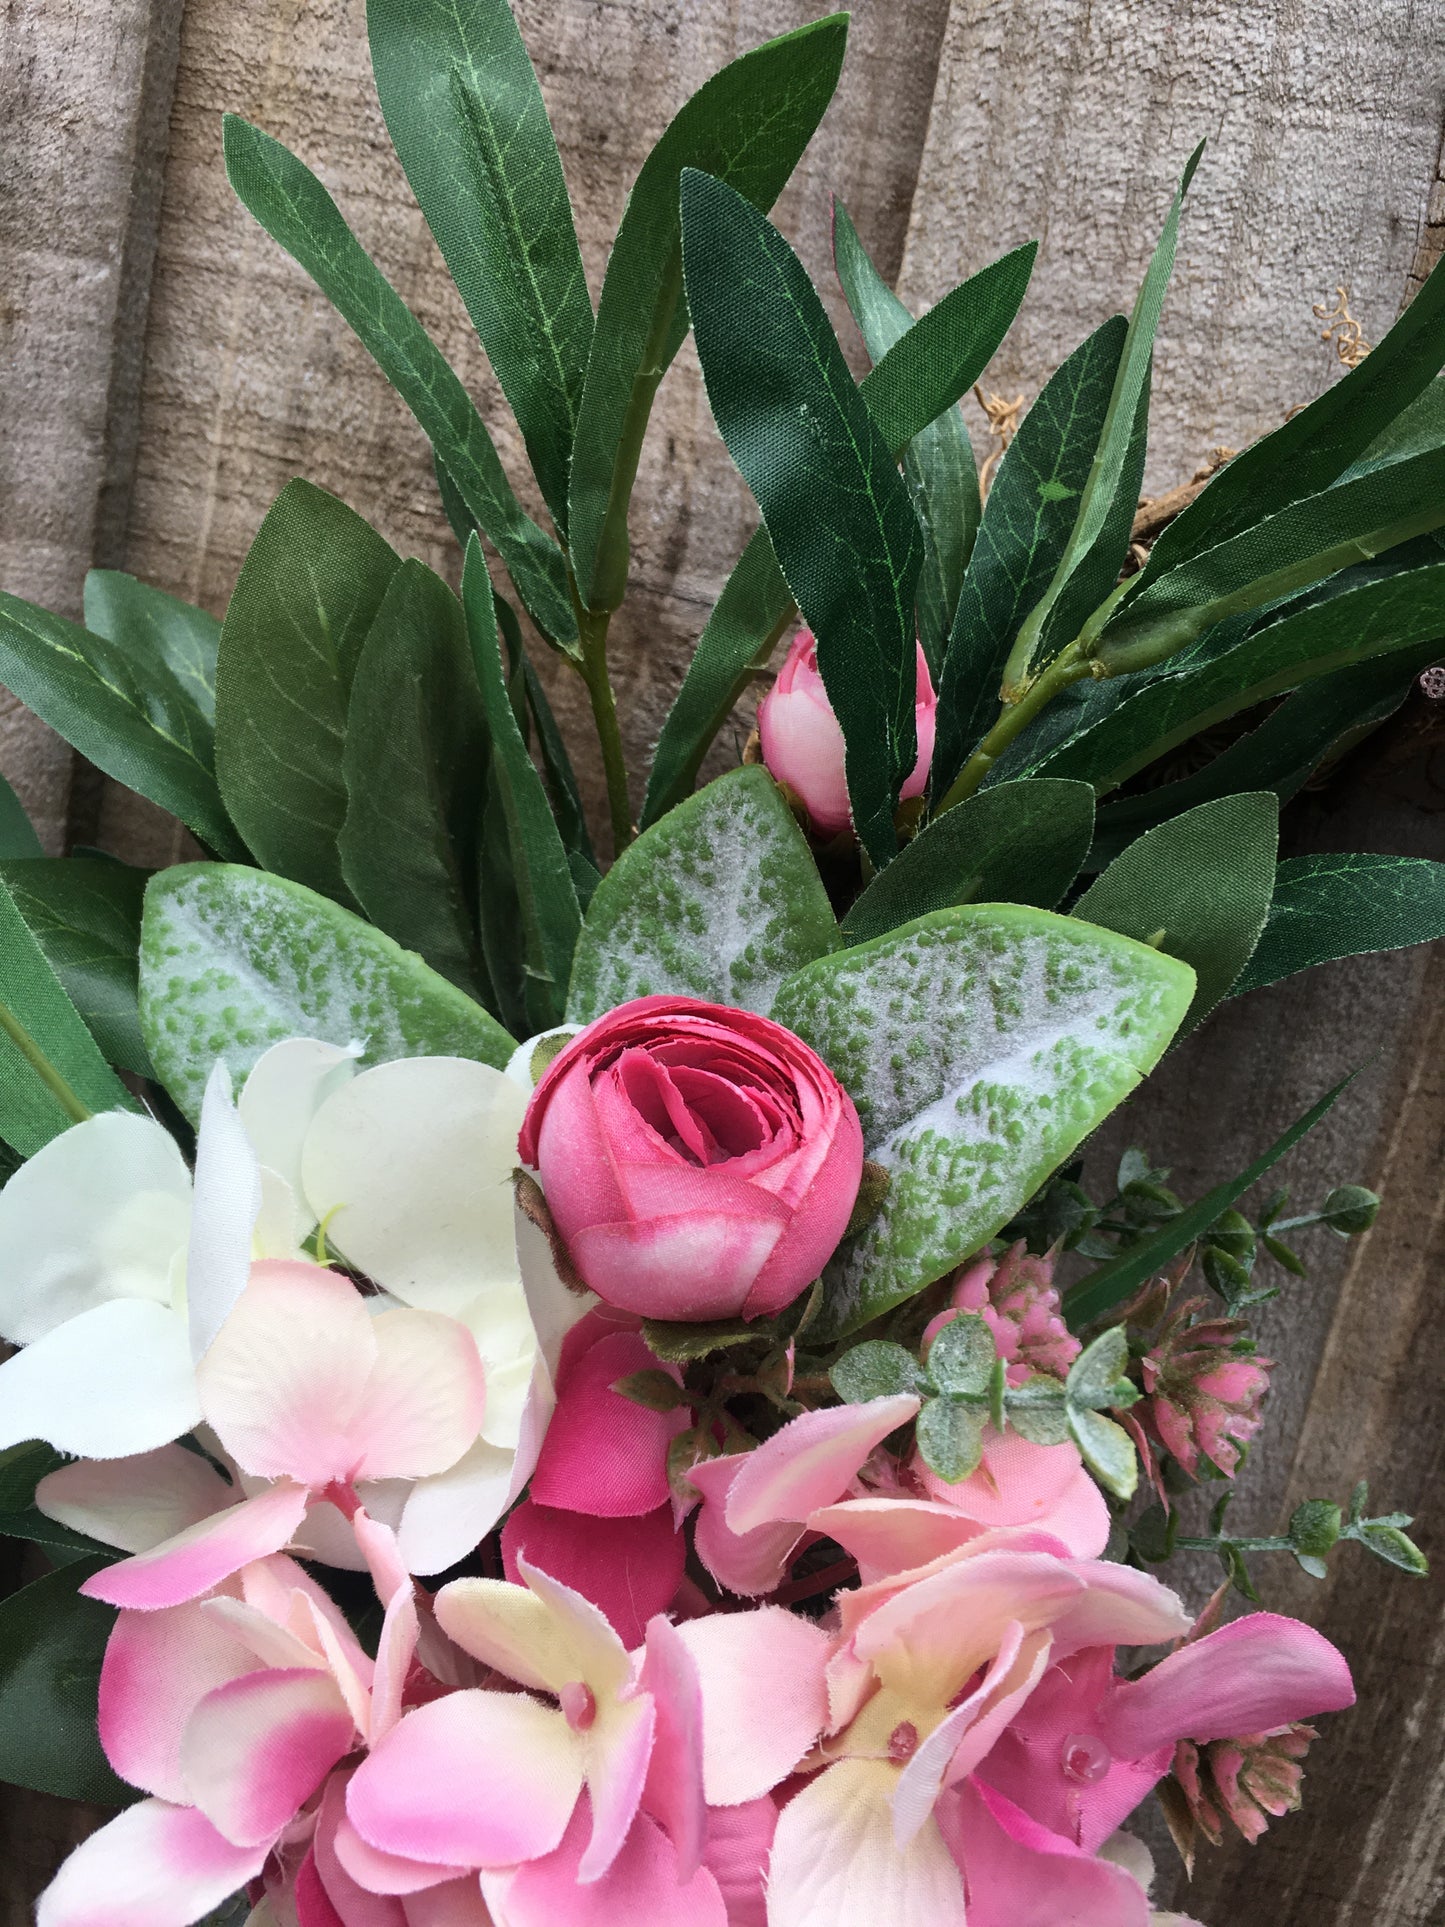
[[925, 1242, 1081, 1386], [1139, 1299, 1272, 1478]]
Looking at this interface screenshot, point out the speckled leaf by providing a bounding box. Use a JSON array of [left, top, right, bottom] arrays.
[[140, 863, 513, 1121], [566, 767, 837, 1024], [772, 904, 1194, 1340]]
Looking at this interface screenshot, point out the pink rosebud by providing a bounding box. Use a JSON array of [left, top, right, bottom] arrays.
[[1140, 1299, 1272, 1478], [923, 1241, 1081, 1386], [757, 627, 937, 839], [1172, 1723, 1318, 1847], [518, 996, 864, 1322]]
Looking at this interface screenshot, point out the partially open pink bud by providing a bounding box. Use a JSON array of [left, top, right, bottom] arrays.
[[1172, 1724, 1317, 1847], [1140, 1299, 1271, 1478], [757, 626, 936, 839], [922, 1241, 1080, 1386]]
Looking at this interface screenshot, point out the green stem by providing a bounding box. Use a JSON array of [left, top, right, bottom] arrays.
[[937, 644, 1094, 812], [0, 999, 92, 1125], [575, 603, 634, 854], [1177, 1533, 1291, 1556]]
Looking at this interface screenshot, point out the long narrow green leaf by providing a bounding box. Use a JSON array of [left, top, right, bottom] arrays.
[[1072, 793, 1279, 1032], [222, 114, 576, 650], [339, 561, 488, 996], [833, 201, 981, 674], [215, 480, 402, 904], [1233, 853, 1445, 996], [367, 0, 593, 530], [462, 538, 580, 1033], [0, 593, 242, 859], [1066, 1074, 1355, 1329], [682, 170, 924, 867], [0, 772, 41, 859], [84, 571, 220, 726], [491, 592, 595, 867], [567, 14, 849, 612], [932, 316, 1125, 800], [0, 858, 152, 1077], [0, 874, 137, 1154]]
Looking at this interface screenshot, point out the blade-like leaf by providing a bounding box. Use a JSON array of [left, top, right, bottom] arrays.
[[682, 169, 924, 868], [840, 779, 1095, 944], [1002, 145, 1202, 693], [1031, 563, 1445, 795], [1072, 793, 1278, 1033], [932, 317, 1125, 800], [339, 561, 488, 997], [1233, 853, 1445, 996], [140, 863, 514, 1121], [0, 592, 242, 858], [642, 241, 1037, 828], [567, 766, 837, 1024], [0, 771, 41, 859], [567, 14, 849, 612], [0, 1559, 133, 1804], [1066, 1074, 1355, 1328], [367, 0, 593, 530], [215, 479, 402, 904], [222, 114, 576, 651], [84, 570, 220, 725], [772, 904, 1194, 1340], [0, 858, 152, 1077], [463, 538, 580, 1033], [0, 872, 139, 1154]]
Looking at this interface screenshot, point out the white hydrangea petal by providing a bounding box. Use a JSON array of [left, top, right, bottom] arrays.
[[0, 1112, 189, 1345], [237, 1038, 359, 1209], [187, 1063, 263, 1362], [395, 1438, 518, 1575], [254, 1167, 311, 1262], [0, 1300, 200, 1457]]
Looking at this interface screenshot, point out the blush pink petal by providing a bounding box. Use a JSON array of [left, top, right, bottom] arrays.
[[400, 1880, 495, 1927], [703, 1797, 777, 1927], [766, 1758, 965, 1927], [349, 1308, 488, 1482], [580, 1692, 656, 1882], [807, 1499, 985, 1585], [348, 1690, 583, 1868], [742, 1108, 863, 1319], [915, 1429, 1109, 1556], [480, 1802, 726, 1927], [179, 1667, 355, 1846], [676, 1607, 831, 1805], [569, 1213, 785, 1320], [637, 1613, 706, 1879], [296, 1850, 348, 1927], [727, 1396, 922, 1537], [332, 1808, 467, 1896], [36, 1445, 235, 1554], [529, 1331, 687, 1517], [689, 1455, 806, 1597], [1099, 1612, 1355, 1758], [81, 1482, 311, 1610], [1046, 1562, 1192, 1658], [35, 1798, 268, 1927], [500, 1500, 684, 1651], [98, 1598, 261, 1801], [313, 1776, 411, 1927], [939, 1780, 1151, 1927]]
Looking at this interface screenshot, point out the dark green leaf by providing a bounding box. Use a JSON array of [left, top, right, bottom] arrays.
[[916, 1394, 985, 1482], [926, 1311, 996, 1396], [222, 115, 576, 651], [566, 14, 849, 612], [1233, 852, 1445, 996], [0, 592, 242, 858], [0, 771, 41, 860], [494, 595, 595, 868], [139, 862, 514, 1121], [0, 1509, 113, 1564], [215, 479, 402, 904], [683, 169, 924, 868], [84, 570, 220, 726], [932, 316, 1125, 799], [1065, 1073, 1356, 1329], [462, 539, 580, 1032], [612, 1368, 690, 1413], [0, 1558, 133, 1803], [641, 1317, 758, 1364], [840, 778, 1095, 943], [368, 0, 593, 531], [1072, 793, 1279, 1032], [339, 560, 488, 997], [0, 1443, 63, 1512], [1319, 1183, 1381, 1235], [0, 858, 152, 1076]]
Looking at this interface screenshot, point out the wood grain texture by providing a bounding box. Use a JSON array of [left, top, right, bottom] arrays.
[[898, 0, 1445, 492]]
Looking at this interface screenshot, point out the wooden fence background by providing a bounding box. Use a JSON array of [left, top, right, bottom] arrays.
[[3, 0, 1445, 1919]]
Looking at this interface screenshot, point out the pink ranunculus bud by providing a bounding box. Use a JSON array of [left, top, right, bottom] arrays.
[[517, 996, 864, 1322], [756, 626, 937, 839], [1140, 1298, 1272, 1478], [1172, 1723, 1318, 1847], [922, 1241, 1081, 1386]]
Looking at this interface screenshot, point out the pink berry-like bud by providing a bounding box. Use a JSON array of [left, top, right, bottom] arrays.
[[1139, 1298, 1272, 1479]]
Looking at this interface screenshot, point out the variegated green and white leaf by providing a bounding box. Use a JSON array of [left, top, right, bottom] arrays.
[[566, 768, 837, 1024], [140, 864, 514, 1120], [772, 905, 1194, 1340]]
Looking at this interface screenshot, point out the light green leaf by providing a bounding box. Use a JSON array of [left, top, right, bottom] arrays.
[[0, 591, 242, 858], [1233, 852, 1445, 995], [1072, 793, 1279, 1032], [841, 779, 1095, 944], [84, 570, 220, 725], [0, 858, 152, 1076], [1003, 1373, 1071, 1446], [683, 169, 924, 868], [339, 561, 488, 997], [367, 0, 593, 530], [1069, 1406, 1137, 1500], [1066, 1325, 1131, 1406], [0, 771, 41, 859], [462, 538, 580, 1033], [830, 1340, 927, 1403], [772, 904, 1194, 1340], [139, 863, 514, 1121], [222, 114, 577, 651], [926, 1311, 996, 1395], [215, 479, 402, 903], [567, 14, 848, 612], [567, 766, 837, 1024], [916, 1395, 986, 1483], [0, 1558, 133, 1804]]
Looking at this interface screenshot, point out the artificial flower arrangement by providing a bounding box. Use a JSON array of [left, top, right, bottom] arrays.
[[1, 4, 1444, 1924]]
